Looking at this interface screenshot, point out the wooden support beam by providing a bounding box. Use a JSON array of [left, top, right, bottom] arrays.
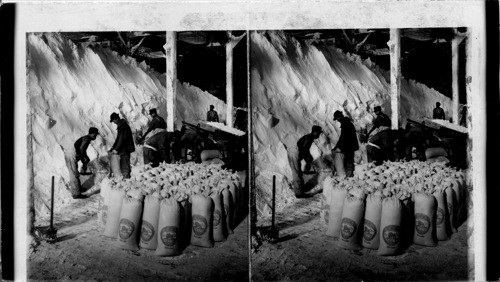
[[389, 29, 401, 130], [165, 31, 177, 132], [226, 31, 246, 128], [451, 35, 460, 125]]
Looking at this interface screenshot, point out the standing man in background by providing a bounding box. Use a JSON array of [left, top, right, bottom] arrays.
[[109, 112, 135, 178], [333, 110, 359, 177], [433, 102, 445, 120], [65, 127, 100, 199], [207, 105, 220, 122]]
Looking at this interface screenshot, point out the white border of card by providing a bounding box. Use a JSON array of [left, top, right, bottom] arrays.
[[11, 1, 487, 281]]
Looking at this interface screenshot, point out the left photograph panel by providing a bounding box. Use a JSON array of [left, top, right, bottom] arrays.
[[26, 31, 249, 280]]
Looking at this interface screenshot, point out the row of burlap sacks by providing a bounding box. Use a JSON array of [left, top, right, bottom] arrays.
[[100, 177, 245, 256], [320, 175, 467, 256]]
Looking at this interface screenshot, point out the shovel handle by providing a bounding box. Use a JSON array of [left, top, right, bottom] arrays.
[[272, 175, 276, 228], [50, 176, 55, 229]]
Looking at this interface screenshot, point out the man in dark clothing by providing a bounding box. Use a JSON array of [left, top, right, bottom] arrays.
[[207, 105, 219, 122], [333, 110, 359, 177], [138, 108, 169, 167], [368, 105, 391, 136], [65, 127, 99, 199], [297, 125, 323, 173], [138, 108, 167, 143], [109, 112, 135, 178], [433, 102, 445, 120]]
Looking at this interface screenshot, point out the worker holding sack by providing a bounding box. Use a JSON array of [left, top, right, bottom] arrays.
[[109, 112, 135, 178], [64, 127, 100, 199], [367, 105, 391, 137], [333, 110, 359, 177], [138, 108, 170, 167]]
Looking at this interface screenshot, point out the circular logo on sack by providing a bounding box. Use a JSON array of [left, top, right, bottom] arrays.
[[382, 225, 401, 246], [415, 213, 431, 235], [436, 207, 445, 225], [160, 226, 178, 248], [340, 218, 357, 239], [363, 220, 377, 242], [192, 214, 208, 236], [119, 218, 135, 240], [213, 210, 222, 226], [140, 220, 155, 243]]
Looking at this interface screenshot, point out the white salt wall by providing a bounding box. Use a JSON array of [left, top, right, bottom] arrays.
[[251, 31, 452, 216], [28, 33, 226, 218]]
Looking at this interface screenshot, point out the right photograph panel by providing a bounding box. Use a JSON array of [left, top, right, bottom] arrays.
[[250, 29, 472, 281]]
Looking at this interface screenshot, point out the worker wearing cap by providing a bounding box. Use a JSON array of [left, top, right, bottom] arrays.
[[138, 109, 170, 167], [433, 102, 445, 120], [367, 105, 391, 137], [138, 108, 167, 144], [109, 112, 135, 178], [333, 111, 359, 177], [65, 127, 100, 199], [207, 105, 219, 122]]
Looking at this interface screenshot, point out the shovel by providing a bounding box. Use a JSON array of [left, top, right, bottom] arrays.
[[46, 176, 58, 243], [258, 175, 279, 243]]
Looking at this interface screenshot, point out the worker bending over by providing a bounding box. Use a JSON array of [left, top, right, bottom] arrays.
[[297, 125, 323, 174], [64, 127, 100, 199], [333, 110, 359, 177], [138, 108, 170, 167], [109, 112, 135, 178], [367, 105, 391, 137]]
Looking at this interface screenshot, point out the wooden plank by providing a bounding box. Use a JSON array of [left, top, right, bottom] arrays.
[[389, 29, 401, 130], [165, 31, 177, 132]]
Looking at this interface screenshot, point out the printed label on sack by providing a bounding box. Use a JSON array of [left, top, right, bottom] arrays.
[[213, 210, 222, 227], [160, 226, 178, 248], [119, 218, 135, 240], [363, 219, 377, 242], [140, 220, 155, 243], [192, 214, 208, 237], [436, 207, 445, 226], [415, 213, 431, 236], [382, 225, 401, 247], [340, 218, 357, 240]]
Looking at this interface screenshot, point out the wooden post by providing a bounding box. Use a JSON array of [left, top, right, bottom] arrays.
[[389, 29, 401, 130], [226, 38, 234, 127], [451, 35, 460, 125], [226, 32, 246, 128], [165, 31, 177, 132]]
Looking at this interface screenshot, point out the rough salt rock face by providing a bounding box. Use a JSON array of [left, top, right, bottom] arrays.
[[28, 33, 226, 219], [251, 31, 453, 218]]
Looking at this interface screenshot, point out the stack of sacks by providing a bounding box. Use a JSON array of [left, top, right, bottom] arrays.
[[322, 160, 466, 256], [101, 161, 245, 256]]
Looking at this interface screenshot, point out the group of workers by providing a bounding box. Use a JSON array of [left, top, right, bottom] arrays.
[[294, 102, 448, 197], [66, 105, 222, 199]]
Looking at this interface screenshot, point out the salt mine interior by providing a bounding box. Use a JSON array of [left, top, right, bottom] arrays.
[[250, 28, 475, 281], [26, 30, 250, 280]]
